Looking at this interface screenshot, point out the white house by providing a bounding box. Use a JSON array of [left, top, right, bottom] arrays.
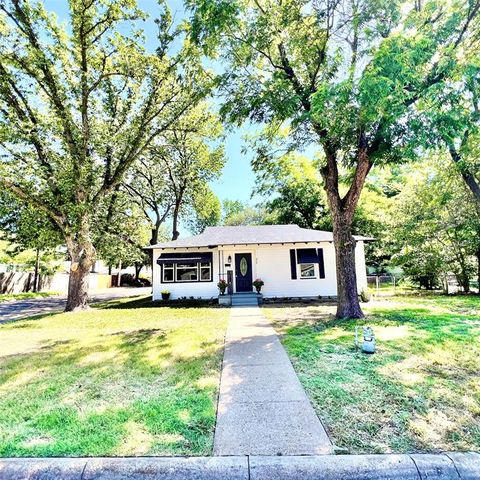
[[148, 225, 370, 304]]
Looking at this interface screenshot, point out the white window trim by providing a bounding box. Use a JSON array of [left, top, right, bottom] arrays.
[[200, 263, 212, 282], [175, 263, 199, 283], [299, 263, 317, 279], [160, 259, 214, 284], [162, 264, 174, 283]]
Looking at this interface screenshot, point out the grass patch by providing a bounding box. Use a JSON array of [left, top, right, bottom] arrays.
[[0, 302, 227, 457], [0, 292, 59, 303], [97, 296, 220, 310], [263, 294, 480, 454]]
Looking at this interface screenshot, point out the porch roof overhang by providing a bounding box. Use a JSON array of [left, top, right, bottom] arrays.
[[156, 252, 213, 265]]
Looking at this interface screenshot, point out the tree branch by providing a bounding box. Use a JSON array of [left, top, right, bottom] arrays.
[[0, 178, 66, 231]]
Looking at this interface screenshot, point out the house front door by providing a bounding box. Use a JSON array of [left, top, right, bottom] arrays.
[[235, 253, 253, 292]]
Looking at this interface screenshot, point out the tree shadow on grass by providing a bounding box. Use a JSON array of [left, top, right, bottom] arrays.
[[273, 303, 480, 454], [0, 319, 225, 457], [0, 310, 62, 326], [98, 296, 221, 310]]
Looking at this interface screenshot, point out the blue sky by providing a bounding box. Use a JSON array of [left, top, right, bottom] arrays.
[[140, 1, 257, 204], [44, 0, 257, 204]]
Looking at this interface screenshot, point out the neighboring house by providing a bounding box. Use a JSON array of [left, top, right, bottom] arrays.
[[148, 225, 370, 303]]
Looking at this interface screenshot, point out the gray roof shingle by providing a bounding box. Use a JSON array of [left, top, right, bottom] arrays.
[[147, 225, 372, 249]]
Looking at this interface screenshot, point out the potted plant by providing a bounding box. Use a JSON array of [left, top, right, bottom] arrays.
[[217, 279, 228, 295], [253, 278, 264, 294], [161, 290, 170, 301]]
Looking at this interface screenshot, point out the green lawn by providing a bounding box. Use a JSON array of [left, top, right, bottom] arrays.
[[0, 299, 227, 457], [0, 291, 59, 303], [263, 294, 480, 454]]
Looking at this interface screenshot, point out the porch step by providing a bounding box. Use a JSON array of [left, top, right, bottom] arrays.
[[231, 293, 262, 306], [232, 298, 258, 306]]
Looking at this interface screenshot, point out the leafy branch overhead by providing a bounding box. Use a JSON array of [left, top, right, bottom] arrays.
[[0, 0, 209, 230], [187, 0, 480, 318], [122, 102, 225, 242], [0, 0, 213, 310]]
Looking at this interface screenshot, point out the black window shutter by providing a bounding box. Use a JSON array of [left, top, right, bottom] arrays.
[[289, 249, 297, 279], [317, 248, 325, 279]]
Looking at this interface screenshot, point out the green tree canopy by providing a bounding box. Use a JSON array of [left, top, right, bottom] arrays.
[[0, 191, 62, 253], [187, 0, 480, 317], [222, 199, 271, 226], [0, 0, 210, 309], [186, 183, 222, 234], [124, 102, 225, 242], [390, 156, 480, 291]]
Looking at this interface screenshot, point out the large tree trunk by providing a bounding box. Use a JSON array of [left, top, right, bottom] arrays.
[[452, 238, 471, 293], [66, 257, 92, 311], [332, 214, 364, 318], [151, 226, 159, 246], [171, 188, 186, 241], [320, 147, 371, 319], [65, 224, 95, 311], [134, 262, 143, 281], [456, 273, 470, 293]]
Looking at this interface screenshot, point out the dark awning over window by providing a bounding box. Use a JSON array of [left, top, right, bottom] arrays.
[[157, 252, 213, 265], [296, 248, 319, 264]]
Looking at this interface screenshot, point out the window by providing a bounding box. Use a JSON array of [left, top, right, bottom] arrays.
[[163, 264, 174, 282], [291, 248, 324, 280], [200, 262, 211, 281], [300, 263, 316, 278], [176, 263, 198, 282], [158, 252, 213, 283]]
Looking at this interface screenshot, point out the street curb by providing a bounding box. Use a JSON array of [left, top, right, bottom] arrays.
[[0, 453, 478, 479]]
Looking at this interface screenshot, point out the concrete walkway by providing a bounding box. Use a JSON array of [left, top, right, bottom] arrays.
[[214, 305, 332, 456], [0, 287, 151, 322]]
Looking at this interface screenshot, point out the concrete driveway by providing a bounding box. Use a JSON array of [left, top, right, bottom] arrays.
[[0, 287, 151, 322]]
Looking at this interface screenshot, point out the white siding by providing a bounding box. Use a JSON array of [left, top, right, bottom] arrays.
[[355, 241, 368, 291], [152, 241, 368, 300], [255, 243, 338, 298], [152, 249, 220, 300]]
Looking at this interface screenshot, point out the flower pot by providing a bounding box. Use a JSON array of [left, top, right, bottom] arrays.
[[255, 287, 262, 294], [161, 292, 170, 301]]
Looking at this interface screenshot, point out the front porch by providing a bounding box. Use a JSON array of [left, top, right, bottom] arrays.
[[218, 291, 263, 306], [218, 249, 258, 296]]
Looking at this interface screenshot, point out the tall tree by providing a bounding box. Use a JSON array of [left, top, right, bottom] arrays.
[[390, 157, 480, 292], [253, 151, 329, 229], [416, 52, 480, 282], [0, 0, 208, 310], [222, 199, 271, 226], [138, 104, 225, 241], [0, 191, 62, 290], [122, 158, 173, 247], [124, 104, 225, 244], [187, 0, 480, 318]]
